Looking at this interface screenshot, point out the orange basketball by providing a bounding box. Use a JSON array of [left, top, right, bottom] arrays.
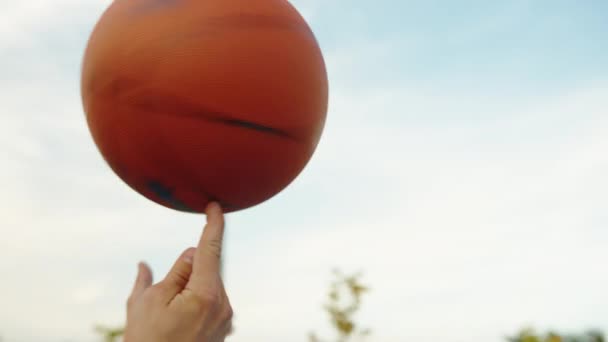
[[81, 0, 328, 213]]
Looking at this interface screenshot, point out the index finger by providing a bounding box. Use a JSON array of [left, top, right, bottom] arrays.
[[188, 202, 225, 290]]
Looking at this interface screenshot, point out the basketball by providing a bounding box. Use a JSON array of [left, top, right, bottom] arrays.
[[81, 0, 328, 213]]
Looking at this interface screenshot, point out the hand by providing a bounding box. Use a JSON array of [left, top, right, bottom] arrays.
[[124, 202, 233, 342]]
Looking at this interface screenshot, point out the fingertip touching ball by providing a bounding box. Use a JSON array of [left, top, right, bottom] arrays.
[[81, 0, 328, 213]]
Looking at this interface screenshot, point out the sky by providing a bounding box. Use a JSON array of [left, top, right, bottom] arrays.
[[1, 0, 607, 341]]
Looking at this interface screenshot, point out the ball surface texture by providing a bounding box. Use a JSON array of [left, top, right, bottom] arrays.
[[81, 0, 328, 213]]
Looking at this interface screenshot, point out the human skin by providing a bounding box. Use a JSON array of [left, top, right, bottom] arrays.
[[124, 202, 233, 342]]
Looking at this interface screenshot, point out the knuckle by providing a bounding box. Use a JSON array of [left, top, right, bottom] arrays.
[[221, 305, 234, 321], [183, 289, 221, 315], [198, 291, 221, 307], [171, 268, 190, 285], [205, 239, 223, 258]]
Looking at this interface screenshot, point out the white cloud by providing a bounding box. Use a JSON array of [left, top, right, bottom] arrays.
[[225, 86, 608, 342]]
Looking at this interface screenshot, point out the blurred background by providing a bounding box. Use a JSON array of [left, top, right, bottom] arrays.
[[1, 0, 607, 341]]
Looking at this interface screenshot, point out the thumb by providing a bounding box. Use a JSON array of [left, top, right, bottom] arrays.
[[128, 262, 153, 305], [159, 248, 196, 301]]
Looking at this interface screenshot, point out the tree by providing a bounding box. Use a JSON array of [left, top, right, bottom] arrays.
[[309, 269, 371, 342], [91, 268, 605, 342], [94, 325, 124, 342], [507, 328, 605, 342]]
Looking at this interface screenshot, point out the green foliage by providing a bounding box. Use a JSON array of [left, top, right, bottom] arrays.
[[507, 328, 605, 342], [89, 268, 606, 342], [94, 325, 124, 342], [309, 269, 371, 342]]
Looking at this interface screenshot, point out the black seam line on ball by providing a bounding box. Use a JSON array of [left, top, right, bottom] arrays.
[[147, 180, 195, 212], [162, 109, 299, 141], [127, 97, 299, 141], [208, 117, 296, 140], [147, 180, 238, 212]]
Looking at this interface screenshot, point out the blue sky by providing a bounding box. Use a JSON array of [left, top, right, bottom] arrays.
[[315, 1, 608, 90], [0, 1, 607, 341]]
